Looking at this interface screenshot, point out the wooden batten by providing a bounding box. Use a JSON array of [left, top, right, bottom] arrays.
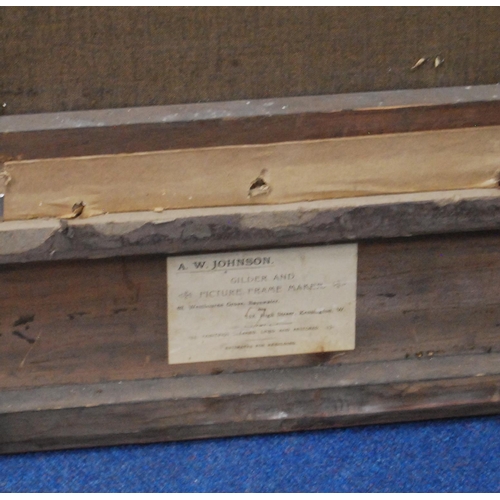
[[2, 84, 499, 161], [1, 189, 500, 265], [2, 126, 500, 221]]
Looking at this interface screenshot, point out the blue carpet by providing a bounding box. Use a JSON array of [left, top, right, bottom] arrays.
[[1, 415, 499, 492]]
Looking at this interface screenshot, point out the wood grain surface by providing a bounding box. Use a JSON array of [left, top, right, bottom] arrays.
[[2, 85, 499, 161], [1, 189, 500, 265], [1, 229, 500, 453], [1, 232, 499, 391], [1, 358, 499, 453]]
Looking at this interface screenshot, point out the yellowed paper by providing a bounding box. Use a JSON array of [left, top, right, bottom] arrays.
[[167, 244, 357, 364], [4, 126, 500, 221]]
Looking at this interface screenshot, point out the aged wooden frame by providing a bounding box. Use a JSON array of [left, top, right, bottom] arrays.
[[1, 84, 499, 453]]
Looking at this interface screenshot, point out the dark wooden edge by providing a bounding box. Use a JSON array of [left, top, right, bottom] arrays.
[[1, 353, 499, 454], [1, 85, 499, 160], [1, 189, 499, 265]]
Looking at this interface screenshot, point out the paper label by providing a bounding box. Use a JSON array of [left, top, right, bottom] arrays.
[[167, 244, 357, 364]]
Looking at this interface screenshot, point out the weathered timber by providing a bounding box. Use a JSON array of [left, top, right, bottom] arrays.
[[1, 355, 499, 453], [1, 85, 499, 161], [0, 190, 499, 265], [1, 231, 500, 390], [1, 82, 500, 453]]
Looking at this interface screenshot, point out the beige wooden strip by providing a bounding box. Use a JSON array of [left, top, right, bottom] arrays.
[[3, 126, 500, 221]]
